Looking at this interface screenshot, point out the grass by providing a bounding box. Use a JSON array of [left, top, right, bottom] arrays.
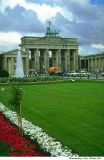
[[0, 80, 104, 156]]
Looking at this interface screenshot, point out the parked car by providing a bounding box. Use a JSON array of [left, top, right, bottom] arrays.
[[101, 72, 104, 77], [79, 71, 91, 77], [68, 72, 79, 76]]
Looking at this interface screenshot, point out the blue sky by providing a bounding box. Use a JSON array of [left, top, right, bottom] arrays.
[[0, 0, 104, 55], [90, 0, 104, 5]]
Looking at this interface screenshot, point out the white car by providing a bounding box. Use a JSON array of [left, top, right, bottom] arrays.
[[101, 72, 104, 76], [69, 72, 79, 76], [79, 71, 91, 76]]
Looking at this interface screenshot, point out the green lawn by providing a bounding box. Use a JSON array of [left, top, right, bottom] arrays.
[[0, 81, 104, 156]]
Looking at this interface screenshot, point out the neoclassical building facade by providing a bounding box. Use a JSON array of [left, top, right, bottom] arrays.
[[0, 36, 78, 76], [21, 36, 78, 74], [80, 53, 104, 72], [0, 49, 27, 76]]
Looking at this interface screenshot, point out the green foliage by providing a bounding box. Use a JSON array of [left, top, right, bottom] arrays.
[[0, 142, 9, 156], [9, 85, 23, 112], [0, 76, 64, 83], [0, 77, 8, 83], [9, 85, 24, 135], [0, 70, 9, 77]]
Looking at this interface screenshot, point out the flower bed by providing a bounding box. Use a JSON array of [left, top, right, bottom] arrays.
[[0, 102, 79, 157], [0, 112, 44, 156]]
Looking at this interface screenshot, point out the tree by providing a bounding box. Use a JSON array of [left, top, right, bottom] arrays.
[[9, 85, 23, 136], [0, 70, 9, 77]]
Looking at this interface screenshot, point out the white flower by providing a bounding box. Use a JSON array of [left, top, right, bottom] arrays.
[[0, 102, 79, 157]]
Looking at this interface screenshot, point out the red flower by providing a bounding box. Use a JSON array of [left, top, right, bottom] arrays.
[[0, 112, 45, 157]]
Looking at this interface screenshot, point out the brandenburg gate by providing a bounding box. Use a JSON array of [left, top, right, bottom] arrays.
[[0, 22, 78, 76], [20, 22, 78, 75]]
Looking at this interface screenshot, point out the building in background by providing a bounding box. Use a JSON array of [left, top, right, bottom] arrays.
[[80, 53, 104, 72], [0, 49, 27, 77]]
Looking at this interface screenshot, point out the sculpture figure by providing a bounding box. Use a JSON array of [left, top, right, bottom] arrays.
[[46, 21, 59, 36]]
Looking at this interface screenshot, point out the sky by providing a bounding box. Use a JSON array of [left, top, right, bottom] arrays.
[[0, 0, 104, 55]]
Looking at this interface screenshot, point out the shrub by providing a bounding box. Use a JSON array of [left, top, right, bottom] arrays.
[[0, 70, 9, 77], [0, 141, 9, 156]]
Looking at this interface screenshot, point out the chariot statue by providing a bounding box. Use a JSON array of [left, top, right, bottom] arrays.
[[46, 21, 59, 36]]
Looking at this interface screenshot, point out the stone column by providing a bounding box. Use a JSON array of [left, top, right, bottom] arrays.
[[101, 58, 103, 71], [99, 58, 102, 71], [103, 58, 104, 71], [55, 49, 61, 68], [22, 57, 25, 75], [79, 58, 82, 71], [55, 50, 58, 67], [52, 50, 56, 66], [30, 50, 35, 69], [70, 50, 75, 72], [34, 49, 40, 73], [91, 58, 93, 71], [97, 58, 99, 71], [44, 49, 49, 73], [65, 49, 70, 71], [25, 48, 29, 76], [101, 58, 104, 71], [3, 57, 8, 71], [11, 57, 14, 76], [99, 58, 101, 70], [58, 49, 61, 68], [99, 58, 101, 71], [32, 49, 36, 70], [89, 59, 91, 71], [54, 50, 58, 67], [89, 59, 92, 71], [102, 57, 104, 71], [93, 58, 95, 72], [74, 49, 78, 71], [95, 58, 97, 72], [85, 60, 87, 70], [90, 58, 93, 71], [98, 58, 100, 71]]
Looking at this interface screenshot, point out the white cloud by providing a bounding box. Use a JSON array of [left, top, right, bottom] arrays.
[[91, 43, 104, 49], [0, 0, 104, 56], [0, 0, 73, 23], [0, 0, 23, 13], [0, 32, 21, 43], [0, 32, 21, 52], [26, 4, 64, 23], [59, 7, 73, 22]]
